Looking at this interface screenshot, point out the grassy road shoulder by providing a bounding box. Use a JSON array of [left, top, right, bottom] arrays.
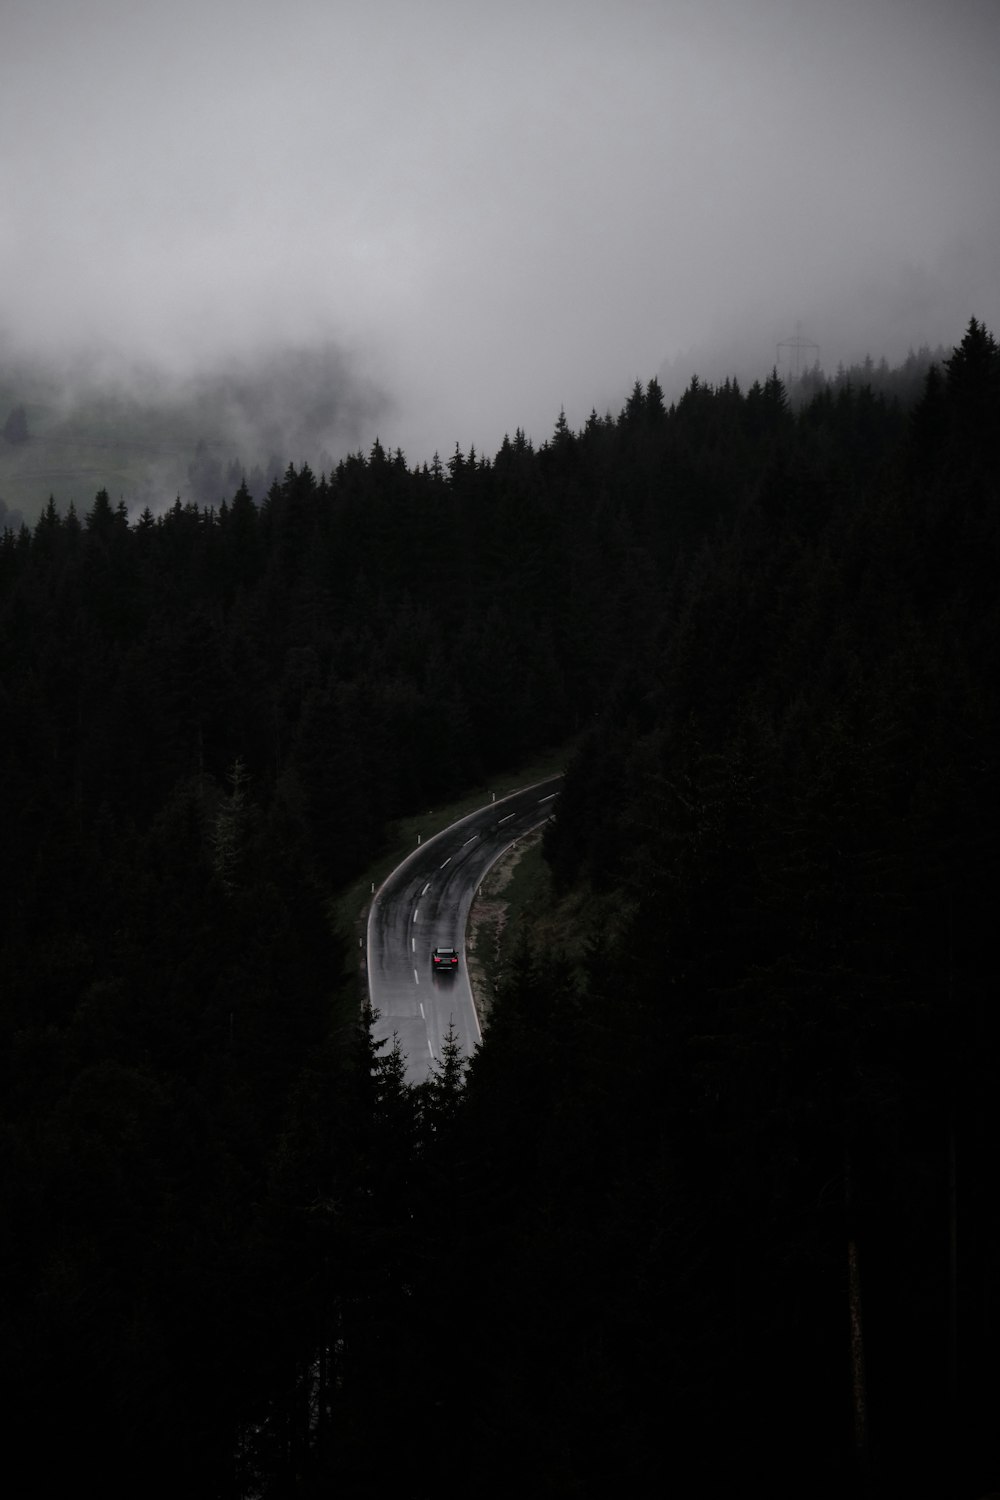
[[464, 828, 550, 1026], [331, 747, 569, 999]]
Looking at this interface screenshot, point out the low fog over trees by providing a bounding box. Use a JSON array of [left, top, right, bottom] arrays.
[[0, 342, 389, 524]]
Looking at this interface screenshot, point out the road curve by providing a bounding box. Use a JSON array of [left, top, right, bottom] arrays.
[[367, 776, 562, 1085]]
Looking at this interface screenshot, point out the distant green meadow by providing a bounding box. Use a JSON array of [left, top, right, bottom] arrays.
[[0, 375, 226, 524]]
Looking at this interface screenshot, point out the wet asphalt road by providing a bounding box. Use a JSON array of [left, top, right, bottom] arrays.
[[367, 776, 562, 1085]]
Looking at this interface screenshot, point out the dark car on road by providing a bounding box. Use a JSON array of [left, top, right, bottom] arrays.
[[432, 947, 459, 973]]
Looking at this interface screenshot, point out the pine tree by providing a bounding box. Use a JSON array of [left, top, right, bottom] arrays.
[[211, 757, 250, 894], [423, 1019, 466, 1133]]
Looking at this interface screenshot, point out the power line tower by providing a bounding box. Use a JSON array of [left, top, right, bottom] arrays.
[[776, 322, 821, 380]]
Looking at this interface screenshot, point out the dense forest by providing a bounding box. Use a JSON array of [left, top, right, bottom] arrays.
[[1, 320, 997, 1497], [785, 341, 950, 410]]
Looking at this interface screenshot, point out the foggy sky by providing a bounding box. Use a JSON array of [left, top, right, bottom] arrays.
[[3, 0, 999, 465]]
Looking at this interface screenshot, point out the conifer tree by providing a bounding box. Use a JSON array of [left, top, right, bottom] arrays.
[[211, 756, 250, 894], [423, 1018, 466, 1134]]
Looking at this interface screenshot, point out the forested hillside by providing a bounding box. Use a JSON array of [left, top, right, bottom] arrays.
[[1, 322, 997, 1496]]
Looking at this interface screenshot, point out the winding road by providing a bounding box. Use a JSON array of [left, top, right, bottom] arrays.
[[367, 776, 562, 1084]]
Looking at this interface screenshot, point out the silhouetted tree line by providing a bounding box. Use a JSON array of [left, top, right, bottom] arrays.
[[0, 325, 995, 1495]]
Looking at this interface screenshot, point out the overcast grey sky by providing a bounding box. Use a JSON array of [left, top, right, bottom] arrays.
[[3, 0, 999, 464]]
